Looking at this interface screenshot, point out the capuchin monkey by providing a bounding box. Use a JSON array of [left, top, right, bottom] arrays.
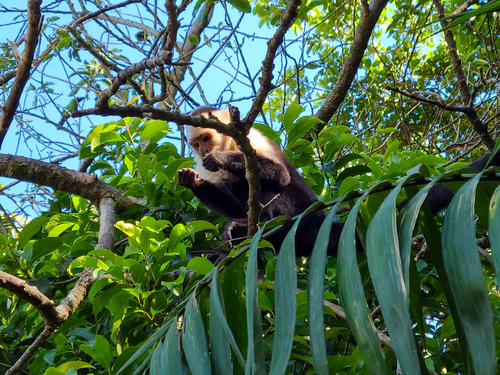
[[178, 107, 499, 257], [177, 107, 341, 256]]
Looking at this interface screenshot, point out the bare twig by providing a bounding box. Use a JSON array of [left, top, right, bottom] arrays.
[[96, 51, 188, 108], [166, 2, 215, 104], [0, 0, 42, 148], [386, 85, 471, 113], [72, 0, 142, 27]]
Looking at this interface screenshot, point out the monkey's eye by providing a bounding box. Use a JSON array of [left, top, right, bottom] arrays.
[[203, 135, 210, 142], [193, 142, 199, 149]]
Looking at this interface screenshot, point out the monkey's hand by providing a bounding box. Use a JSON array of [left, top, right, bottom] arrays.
[[202, 152, 225, 172], [178, 168, 203, 188]]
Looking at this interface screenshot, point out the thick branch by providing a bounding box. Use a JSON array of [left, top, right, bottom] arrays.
[[74, 105, 243, 138], [433, 0, 495, 150], [0, 153, 145, 210], [0, 271, 57, 323], [314, 0, 389, 128], [243, 0, 301, 127], [0, 0, 42, 148]]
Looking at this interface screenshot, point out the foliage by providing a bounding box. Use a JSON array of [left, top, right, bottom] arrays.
[[1, 0, 500, 374]]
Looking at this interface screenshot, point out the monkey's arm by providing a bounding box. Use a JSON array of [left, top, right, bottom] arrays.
[[202, 151, 291, 188], [178, 168, 246, 218], [402, 152, 500, 214]]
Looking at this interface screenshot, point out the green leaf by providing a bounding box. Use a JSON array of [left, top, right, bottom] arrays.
[[183, 296, 211, 375], [56, 361, 95, 371], [43, 369, 65, 375], [366, 177, 423, 374], [227, 0, 251, 12], [80, 335, 112, 371], [141, 120, 169, 142], [188, 35, 200, 45], [168, 223, 190, 252], [150, 340, 165, 375], [443, 172, 495, 375], [18, 216, 49, 249], [90, 131, 126, 151], [32, 237, 63, 260], [187, 220, 218, 233], [269, 215, 302, 375], [336, 165, 371, 182], [220, 254, 248, 365], [338, 176, 360, 196], [288, 116, 320, 148], [246, 226, 267, 375], [210, 270, 241, 373], [308, 199, 346, 375], [115, 321, 172, 374], [489, 185, 500, 284], [443, 0, 500, 30], [398, 175, 439, 288], [164, 322, 183, 374], [187, 257, 214, 275], [283, 103, 304, 131], [338, 188, 388, 375]]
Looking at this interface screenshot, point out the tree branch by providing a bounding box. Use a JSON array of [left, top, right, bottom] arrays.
[[5, 198, 117, 374], [433, 0, 495, 150], [386, 85, 472, 113], [243, 0, 302, 127], [96, 51, 188, 108], [0, 153, 145, 210], [314, 0, 389, 128], [229, 106, 261, 236], [0, 0, 42, 149], [0, 271, 57, 323], [166, 2, 215, 105]]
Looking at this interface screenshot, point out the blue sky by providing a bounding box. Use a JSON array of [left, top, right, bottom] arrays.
[[0, 1, 292, 217]]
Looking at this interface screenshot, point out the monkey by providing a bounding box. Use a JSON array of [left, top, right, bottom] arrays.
[[177, 107, 342, 257], [178, 107, 500, 257]]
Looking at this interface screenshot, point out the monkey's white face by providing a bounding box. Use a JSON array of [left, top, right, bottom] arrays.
[[187, 128, 232, 158]]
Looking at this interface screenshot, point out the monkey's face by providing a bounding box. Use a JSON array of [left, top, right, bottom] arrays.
[[187, 128, 231, 158]]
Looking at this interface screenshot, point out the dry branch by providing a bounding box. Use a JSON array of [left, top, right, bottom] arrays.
[[96, 51, 188, 108], [0, 0, 42, 148], [0, 153, 145, 209], [314, 0, 389, 129]]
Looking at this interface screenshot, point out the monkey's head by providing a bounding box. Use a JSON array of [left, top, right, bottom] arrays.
[[186, 108, 236, 158]]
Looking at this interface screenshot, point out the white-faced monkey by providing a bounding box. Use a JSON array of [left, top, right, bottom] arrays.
[[177, 107, 343, 256], [178, 107, 500, 257]]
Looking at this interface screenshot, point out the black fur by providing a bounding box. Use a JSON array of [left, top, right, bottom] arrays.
[[179, 107, 499, 257], [178, 138, 333, 256]]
